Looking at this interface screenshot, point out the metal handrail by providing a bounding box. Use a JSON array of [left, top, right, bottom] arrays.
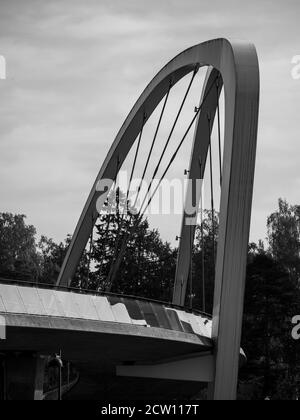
[[0, 276, 212, 319]]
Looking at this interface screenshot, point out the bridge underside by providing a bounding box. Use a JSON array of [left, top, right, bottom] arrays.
[[0, 314, 211, 399], [0, 283, 213, 399]]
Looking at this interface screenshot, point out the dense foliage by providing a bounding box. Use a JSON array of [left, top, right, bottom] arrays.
[[1, 197, 300, 399]]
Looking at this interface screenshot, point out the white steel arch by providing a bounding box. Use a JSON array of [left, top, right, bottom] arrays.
[[57, 38, 259, 400]]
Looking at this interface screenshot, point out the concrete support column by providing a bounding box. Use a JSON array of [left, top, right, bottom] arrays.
[[5, 353, 46, 400]]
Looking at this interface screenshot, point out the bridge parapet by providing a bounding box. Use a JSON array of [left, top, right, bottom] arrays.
[[0, 280, 212, 400], [0, 280, 212, 339]]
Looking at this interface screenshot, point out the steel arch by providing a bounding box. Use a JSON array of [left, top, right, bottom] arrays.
[[57, 38, 259, 400]]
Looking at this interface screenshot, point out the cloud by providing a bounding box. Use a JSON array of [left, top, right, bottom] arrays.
[[0, 0, 299, 246]]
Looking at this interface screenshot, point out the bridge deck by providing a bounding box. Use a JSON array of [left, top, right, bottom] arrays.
[[0, 282, 212, 399], [0, 282, 212, 339]]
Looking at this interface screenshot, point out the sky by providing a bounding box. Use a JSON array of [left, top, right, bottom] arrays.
[[0, 0, 300, 247]]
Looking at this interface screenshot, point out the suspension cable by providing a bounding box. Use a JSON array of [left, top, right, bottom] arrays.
[[116, 157, 121, 224], [208, 115, 216, 271], [107, 74, 219, 292], [138, 68, 198, 214], [132, 81, 172, 210], [106, 115, 146, 288], [126, 112, 146, 211], [201, 192, 206, 313], [96, 156, 121, 289], [86, 214, 95, 288], [120, 113, 146, 226], [108, 71, 197, 289], [140, 108, 200, 215], [199, 159, 206, 313], [139, 75, 219, 218], [103, 155, 121, 238], [119, 77, 219, 292], [216, 79, 222, 186], [189, 223, 193, 309]]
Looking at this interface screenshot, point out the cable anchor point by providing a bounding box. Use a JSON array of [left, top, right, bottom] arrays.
[[194, 64, 200, 74]]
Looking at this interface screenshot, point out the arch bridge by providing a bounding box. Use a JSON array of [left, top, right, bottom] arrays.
[[0, 38, 259, 400]]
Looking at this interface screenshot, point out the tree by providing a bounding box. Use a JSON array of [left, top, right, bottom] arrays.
[[267, 198, 300, 283], [90, 189, 176, 301], [241, 252, 299, 398], [0, 213, 41, 282], [38, 236, 70, 285], [186, 210, 219, 313], [238, 199, 300, 399], [38, 235, 91, 287]]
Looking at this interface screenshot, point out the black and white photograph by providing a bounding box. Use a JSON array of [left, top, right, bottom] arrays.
[[0, 0, 300, 404]]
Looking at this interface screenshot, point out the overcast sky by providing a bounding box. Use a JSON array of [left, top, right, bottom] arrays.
[[0, 0, 300, 246]]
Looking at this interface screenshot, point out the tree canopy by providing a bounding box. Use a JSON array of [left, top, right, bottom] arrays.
[[0, 213, 40, 282], [1, 197, 300, 399]]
